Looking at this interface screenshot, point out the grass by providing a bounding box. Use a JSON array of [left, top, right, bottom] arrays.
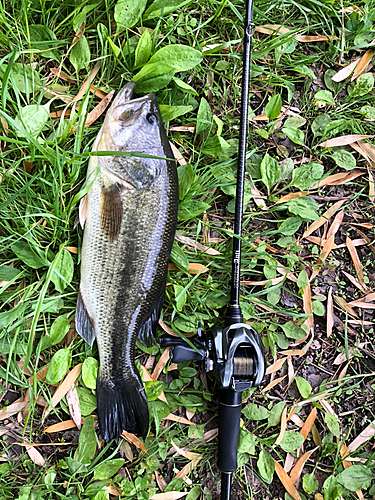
[[0, 0, 375, 498]]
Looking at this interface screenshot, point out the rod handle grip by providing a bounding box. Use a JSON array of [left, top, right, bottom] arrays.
[[217, 390, 242, 473]]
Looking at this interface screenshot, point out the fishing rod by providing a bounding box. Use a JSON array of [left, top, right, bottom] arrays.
[[161, 0, 265, 498]]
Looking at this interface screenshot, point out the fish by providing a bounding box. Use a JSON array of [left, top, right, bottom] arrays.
[[75, 81, 178, 442]]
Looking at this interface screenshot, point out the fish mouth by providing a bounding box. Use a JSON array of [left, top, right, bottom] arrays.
[[114, 82, 156, 107]]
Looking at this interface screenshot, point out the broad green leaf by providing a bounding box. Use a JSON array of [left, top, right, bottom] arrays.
[[242, 403, 269, 421], [107, 37, 121, 57], [11, 241, 47, 269], [159, 104, 193, 123], [205, 291, 229, 309], [77, 387, 97, 416], [73, 2, 100, 31], [281, 322, 306, 339], [291, 162, 323, 190], [303, 473, 319, 494], [174, 284, 186, 311], [265, 94, 282, 120], [260, 153, 280, 193], [267, 401, 286, 427], [177, 162, 194, 201], [201, 135, 231, 158], [145, 381, 164, 401], [360, 105, 375, 119], [153, 400, 171, 420], [331, 150, 356, 170], [134, 28, 152, 69], [282, 127, 304, 146], [324, 69, 341, 93], [294, 376, 312, 398], [324, 118, 348, 137], [323, 476, 343, 500], [257, 450, 274, 484], [324, 413, 340, 437], [14, 104, 50, 138], [284, 115, 306, 129], [143, 0, 192, 21], [0, 265, 21, 281], [82, 357, 99, 389], [297, 270, 309, 289], [279, 217, 303, 236], [46, 348, 72, 385], [350, 73, 374, 98], [286, 197, 320, 221], [188, 425, 204, 440], [51, 248, 74, 293], [174, 315, 198, 333], [70, 36, 91, 72], [29, 25, 59, 60], [41, 314, 70, 350], [294, 64, 316, 79], [149, 44, 202, 72], [173, 77, 198, 95], [178, 200, 210, 221], [186, 485, 201, 500], [170, 241, 189, 271], [279, 431, 304, 453], [0, 63, 42, 94], [237, 428, 256, 454], [93, 459, 125, 480], [312, 300, 325, 316], [314, 90, 335, 106], [74, 415, 96, 464], [336, 465, 373, 491], [196, 97, 212, 136], [133, 62, 175, 93], [311, 113, 330, 137], [115, 0, 147, 28]]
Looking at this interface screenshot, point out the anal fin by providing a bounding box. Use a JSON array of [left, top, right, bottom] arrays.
[[75, 289, 96, 346]]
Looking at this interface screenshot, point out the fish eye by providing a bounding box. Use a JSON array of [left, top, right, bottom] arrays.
[[146, 113, 158, 125], [120, 109, 134, 122]]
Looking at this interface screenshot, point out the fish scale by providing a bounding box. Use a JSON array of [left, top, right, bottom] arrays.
[[76, 82, 178, 442]]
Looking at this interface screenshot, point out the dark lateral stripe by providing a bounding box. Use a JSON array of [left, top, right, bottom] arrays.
[[100, 183, 123, 241]]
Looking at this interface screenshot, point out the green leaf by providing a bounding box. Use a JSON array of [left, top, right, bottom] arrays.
[[1, 63, 42, 94], [14, 104, 50, 138], [279, 217, 303, 236], [336, 465, 373, 491], [178, 200, 210, 221], [297, 270, 309, 289], [314, 90, 335, 106], [303, 473, 319, 494], [323, 476, 342, 500], [282, 127, 304, 146], [93, 459, 125, 480], [237, 428, 256, 454], [134, 29, 152, 68], [312, 300, 325, 316], [115, 0, 147, 28], [51, 248, 74, 293], [324, 118, 348, 137], [286, 197, 320, 221], [196, 97, 212, 136], [107, 36, 121, 57], [257, 450, 274, 484], [350, 73, 374, 98], [70, 36, 91, 72], [291, 162, 324, 190], [159, 104, 193, 123], [281, 322, 307, 339], [186, 485, 201, 500], [267, 401, 286, 427], [265, 94, 282, 120], [149, 44, 202, 72], [73, 2, 100, 31], [173, 77, 198, 95], [331, 150, 356, 170], [41, 314, 70, 350], [201, 135, 231, 158], [133, 62, 175, 93], [279, 431, 304, 453], [0, 265, 21, 281], [46, 348, 72, 385], [77, 386, 97, 416], [174, 284, 186, 311], [284, 116, 307, 129], [74, 415, 97, 464], [260, 153, 280, 193], [170, 241, 189, 271], [294, 376, 312, 398], [242, 403, 269, 421], [145, 381, 164, 401], [294, 64, 316, 79], [82, 357, 99, 390], [205, 291, 229, 309], [324, 413, 340, 437], [177, 162, 194, 201], [311, 114, 330, 137], [143, 0, 192, 21], [29, 25, 59, 60], [360, 105, 375, 119], [11, 241, 47, 269]]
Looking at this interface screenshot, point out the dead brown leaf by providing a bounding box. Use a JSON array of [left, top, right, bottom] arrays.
[[255, 24, 291, 35], [275, 407, 288, 446], [26, 445, 45, 466], [312, 172, 363, 189], [0, 402, 28, 421], [72, 90, 115, 132], [168, 263, 209, 274], [169, 125, 195, 133], [66, 385, 81, 430], [122, 430, 147, 453], [331, 58, 361, 82], [302, 271, 314, 332], [273, 459, 301, 500], [289, 447, 319, 486], [169, 142, 186, 166], [150, 493, 188, 500], [368, 167, 375, 204], [303, 199, 345, 238], [352, 49, 374, 80], [342, 270, 366, 291], [347, 419, 375, 454], [174, 234, 221, 255], [296, 34, 338, 42], [299, 407, 317, 443], [318, 134, 374, 148], [334, 295, 358, 317], [241, 275, 285, 286], [44, 419, 78, 433], [261, 375, 287, 393], [163, 414, 196, 426], [279, 349, 305, 356], [72, 61, 101, 103], [276, 191, 308, 204], [174, 456, 202, 479], [327, 287, 334, 337], [151, 347, 170, 381], [310, 234, 335, 281], [326, 209, 345, 240], [346, 235, 366, 289], [265, 357, 287, 375]]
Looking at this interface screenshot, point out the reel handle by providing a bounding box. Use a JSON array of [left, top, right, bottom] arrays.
[[217, 389, 242, 473]]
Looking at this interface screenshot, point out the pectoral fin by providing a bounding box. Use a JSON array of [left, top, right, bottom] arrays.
[[75, 289, 95, 346], [79, 194, 89, 229], [101, 183, 123, 241]]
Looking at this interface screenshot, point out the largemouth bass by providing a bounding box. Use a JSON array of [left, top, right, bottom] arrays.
[[76, 82, 178, 442]]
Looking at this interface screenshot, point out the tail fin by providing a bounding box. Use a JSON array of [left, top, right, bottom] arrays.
[[96, 375, 149, 442]]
